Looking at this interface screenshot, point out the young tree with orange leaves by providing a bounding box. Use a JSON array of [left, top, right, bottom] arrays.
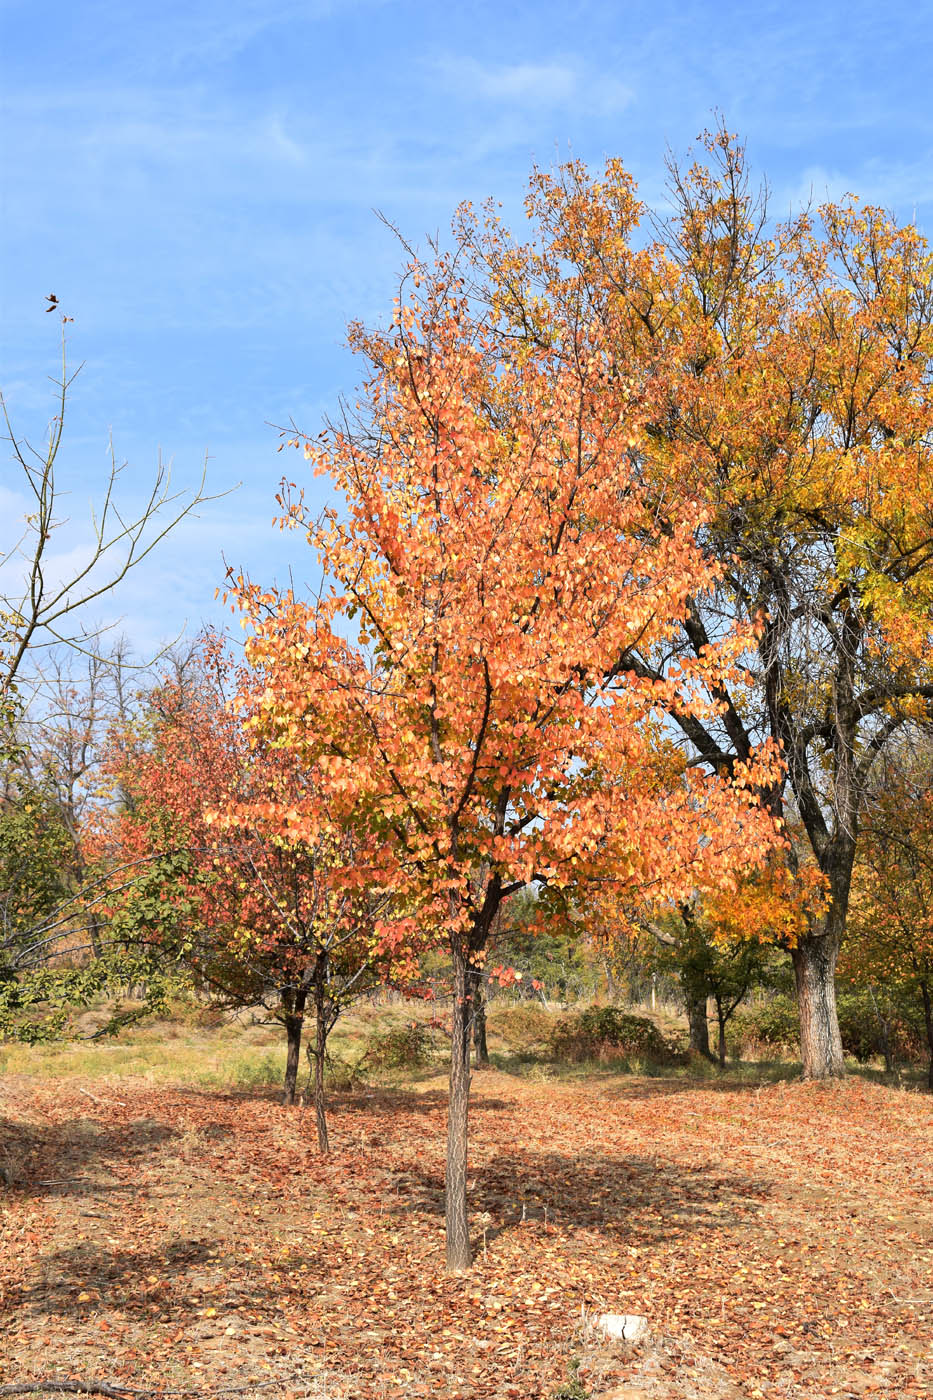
[[445, 131, 933, 1078], [233, 270, 781, 1268]]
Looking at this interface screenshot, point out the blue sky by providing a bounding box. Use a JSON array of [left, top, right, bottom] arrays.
[[2, 0, 933, 656]]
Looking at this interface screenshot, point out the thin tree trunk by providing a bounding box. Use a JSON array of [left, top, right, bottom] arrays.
[[311, 954, 330, 1154], [446, 946, 472, 1271], [921, 980, 933, 1093], [868, 987, 893, 1073], [603, 957, 617, 1002], [715, 999, 727, 1069], [792, 931, 846, 1079], [88, 913, 104, 960], [472, 968, 489, 1068], [685, 989, 713, 1061], [282, 984, 308, 1107]]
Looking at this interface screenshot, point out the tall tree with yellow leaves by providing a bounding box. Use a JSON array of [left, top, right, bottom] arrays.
[[452, 130, 933, 1078]]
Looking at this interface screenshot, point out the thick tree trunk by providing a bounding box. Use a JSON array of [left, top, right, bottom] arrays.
[[472, 969, 489, 1068], [685, 989, 713, 1061], [792, 931, 846, 1079], [311, 960, 330, 1154], [446, 947, 473, 1271], [282, 983, 308, 1107]]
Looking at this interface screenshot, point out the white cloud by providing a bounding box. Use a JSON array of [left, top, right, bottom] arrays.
[[469, 60, 579, 103], [435, 56, 633, 117]]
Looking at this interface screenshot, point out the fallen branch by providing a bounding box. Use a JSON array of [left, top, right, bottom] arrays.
[[77, 1088, 128, 1109], [0, 1384, 149, 1398], [0, 1380, 291, 1398]]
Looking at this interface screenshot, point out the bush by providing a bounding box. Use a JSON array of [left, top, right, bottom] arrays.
[[731, 992, 927, 1065], [729, 998, 799, 1058], [836, 990, 925, 1065], [363, 1021, 433, 1071], [548, 1008, 682, 1064], [488, 1003, 553, 1052]]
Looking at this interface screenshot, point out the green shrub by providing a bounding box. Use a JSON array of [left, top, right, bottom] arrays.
[[836, 990, 925, 1065], [552, 1359, 589, 1399], [548, 1007, 682, 1064], [729, 998, 799, 1058], [731, 992, 926, 1065], [363, 1022, 433, 1071]]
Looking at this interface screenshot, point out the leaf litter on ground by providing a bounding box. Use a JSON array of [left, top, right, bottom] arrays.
[[0, 1069, 930, 1399]]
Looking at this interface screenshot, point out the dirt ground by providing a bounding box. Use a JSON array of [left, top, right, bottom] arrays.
[[1, 1068, 931, 1399]]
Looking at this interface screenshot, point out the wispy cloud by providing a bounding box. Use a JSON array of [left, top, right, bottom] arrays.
[[435, 55, 633, 117]]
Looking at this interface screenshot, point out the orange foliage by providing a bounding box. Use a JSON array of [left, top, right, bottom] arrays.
[[229, 249, 782, 1266]]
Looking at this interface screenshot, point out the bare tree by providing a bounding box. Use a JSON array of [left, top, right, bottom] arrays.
[[1, 318, 224, 702]]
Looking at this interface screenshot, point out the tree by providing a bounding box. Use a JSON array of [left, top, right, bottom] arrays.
[[448, 131, 933, 1077], [0, 317, 222, 1038], [233, 263, 781, 1268], [644, 900, 774, 1067], [102, 639, 394, 1147], [0, 785, 73, 995], [1, 319, 217, 704], [843, 742, 933, 1089]]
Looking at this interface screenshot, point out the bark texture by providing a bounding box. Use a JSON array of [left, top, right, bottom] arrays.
[[311, 954, 331, 1153], [282, 989, 306, 1107], [445, 948, 473, 1271], [685, 990, 713, 1061], [283, 1020, 301, 1106], [792, 931, 846, 1079], [472, 970, 489, 1068]]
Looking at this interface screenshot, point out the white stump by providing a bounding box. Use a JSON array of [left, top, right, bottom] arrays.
[[595, 1313, 649, 1343]]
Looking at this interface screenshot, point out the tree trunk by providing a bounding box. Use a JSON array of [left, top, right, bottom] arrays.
[[283, 1013, 303, 1106], [685, 989, 713, 1060], [446, 946, 473, 1271], [311, 958, 330, 1154], [715, 999, 727, 1069], [868, 988, 893, 1073], [921, 980, 933, 1093], [792, 931, 846, 1079], [603, 957, 617, 1002], [88, 913, 104, 960], [281, 983, 308, 1107], [472, 969, 489, 1069]]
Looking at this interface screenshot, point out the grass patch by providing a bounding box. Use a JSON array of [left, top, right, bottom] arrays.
[[7, 996, 918, 1096], [0, 1021, 289, 1092]]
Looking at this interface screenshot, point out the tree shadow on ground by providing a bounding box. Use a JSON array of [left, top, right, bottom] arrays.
[[0, 1112, 177, 1198], [590, 1066, 802, 1098], [332, 1085, 511, 1114], [14, 1136, 768, 1329], [383, 1146, 768, 1254], [12, 1235, 227, 1326]]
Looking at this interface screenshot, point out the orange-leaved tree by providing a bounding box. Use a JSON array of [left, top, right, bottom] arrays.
[[99, 638, 392, 1148], [449, 131, 933, 1077], [232, 262, 781, 1268]]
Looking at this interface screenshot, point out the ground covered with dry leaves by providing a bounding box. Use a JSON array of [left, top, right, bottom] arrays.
[[1, 1069, 931, 1399]]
